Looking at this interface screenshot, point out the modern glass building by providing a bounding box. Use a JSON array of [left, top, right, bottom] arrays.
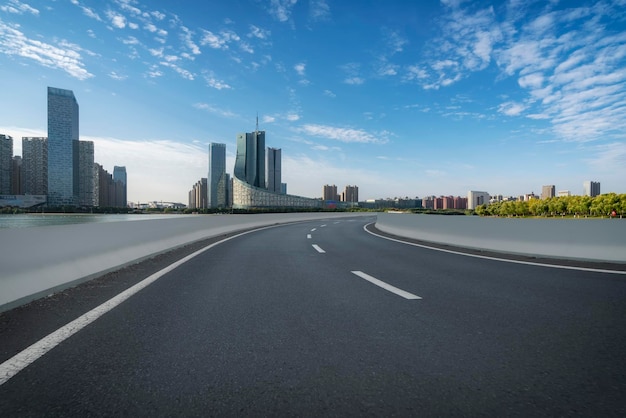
[[113, 166, 127, 207], [22, 137, 48, 195], [266, 147, 282, 193], [47, 87, 79, 206], [0, 134, 12, 194], [235, 130, 265, 188], [583, 181, 600, 197], [208, 143, 227, 208], [232, 127, 321, 210]]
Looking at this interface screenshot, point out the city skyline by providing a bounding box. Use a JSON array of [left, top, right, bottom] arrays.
[[1, 1, 625, 203]]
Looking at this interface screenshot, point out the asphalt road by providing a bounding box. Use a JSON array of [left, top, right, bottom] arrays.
[[1, 216, 625, 416]]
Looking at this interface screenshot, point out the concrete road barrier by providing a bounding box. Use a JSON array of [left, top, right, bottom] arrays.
[[376, 212, 626, 263]]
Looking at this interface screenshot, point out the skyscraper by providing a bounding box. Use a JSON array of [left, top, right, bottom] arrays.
[[583, 181, 600, 197], [12, 156, 22, 195], [323, 184, 338, 201], [47, 87, 79, 206], [208, 143, 227, 208], [234, 124, 265, 188], [113, 166, 127, 207], [343, 185, 359, 203], [266, 147, 282, 193], [78, 141, 94, 206], [0, 134, 12, 194], [22, 137, 48, 195], [541, 185, 555, 199]]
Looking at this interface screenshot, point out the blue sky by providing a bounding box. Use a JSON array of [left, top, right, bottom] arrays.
[[1, 0, 625, 203]]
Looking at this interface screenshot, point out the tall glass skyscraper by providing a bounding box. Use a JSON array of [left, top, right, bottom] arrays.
[[208, 143, 226, 208], [0, 134, 13, 194], [235, 129, 265, 188], [47, 87, 79, 206], [113, 166, 127, 207], [583, 181, 600, 197], [266, 147, 281, 193]]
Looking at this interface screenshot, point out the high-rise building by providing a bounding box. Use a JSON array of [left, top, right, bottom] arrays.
[[113, 166, 127, 207], [323, 185, 338, 201], [234, 126, 265, 188], [342, 185, 359, 203], [189, 178, 207, 209], [12, 156, 22, 195], [541, 185, 555, 199], [467, 191, 490, 209], [22, 137, 48, 195], [0, 134, 13, 194], [583, 181, 600, 197], [208, 143, 227, 208], [266, 147, 282, 193], [78, 141, 94, 206], [47, 87, 79, 206]]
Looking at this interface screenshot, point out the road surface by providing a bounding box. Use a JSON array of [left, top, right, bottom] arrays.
[[1, 216, 625, 416]]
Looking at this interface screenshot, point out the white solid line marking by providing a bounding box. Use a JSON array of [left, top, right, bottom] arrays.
[[351, 271, 421, 300], [307, 234, 312, 239], [0, 226, 276, 387], [312, 244, 326, 253], [363, 223, 626, 275]]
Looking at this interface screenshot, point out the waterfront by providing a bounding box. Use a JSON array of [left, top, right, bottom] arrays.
[[0, 213, 179, 229]]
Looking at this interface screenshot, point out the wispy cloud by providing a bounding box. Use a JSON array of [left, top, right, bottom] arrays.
[[248, 24, 270, 40], [268, 0, 298, 22], [309, 0, 330, 21], [299, 124, 389, 144], [498, 101, 526, 117], [0, 0, 39, 15], [0, 20, 93, 80], [193, 102, 237, 118], [203, 72, 232, 90]]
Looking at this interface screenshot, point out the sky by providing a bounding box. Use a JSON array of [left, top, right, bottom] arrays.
[[0, 0, 625, 204]]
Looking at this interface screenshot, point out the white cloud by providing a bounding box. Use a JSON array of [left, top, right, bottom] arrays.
[[309, 0, 330, 21], [0, 21, 93, 80], [249, 25, 270, 40], [268, 0, 298, 22], [294, 62, 306, 76], [200, 29, 241, 51], [0, 0, 39, 15], [109, 71, 127, 81], [160, 61, 194, 80], [299, 124, 388, 144], [205, 75, 232, 90], [181, 26, 201, 55], [323, 89, 336, 98], [106, 10, 127, 29], [86, 135, 207, 203], [344, 77, 364, 85], [498, 101, 526, 116], [193, 103, 237, 118]]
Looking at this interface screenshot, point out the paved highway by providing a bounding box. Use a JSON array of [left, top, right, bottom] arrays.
[[1, 215, 625, 416]]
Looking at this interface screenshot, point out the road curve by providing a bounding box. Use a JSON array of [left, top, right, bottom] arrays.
[[1, 215, 625, 416]]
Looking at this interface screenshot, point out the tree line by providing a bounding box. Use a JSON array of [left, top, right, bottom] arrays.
[[474, 193, 626, 218]]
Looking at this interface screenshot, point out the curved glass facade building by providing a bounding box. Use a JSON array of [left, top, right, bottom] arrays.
[[232, 128, 321, 209]]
